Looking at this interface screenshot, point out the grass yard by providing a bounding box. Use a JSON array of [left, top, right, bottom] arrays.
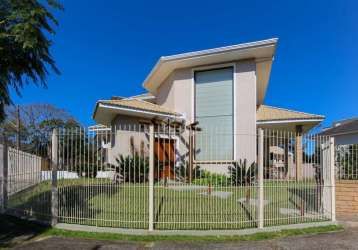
[[6, 178, 330, 230], [7, 180, 52, 222]]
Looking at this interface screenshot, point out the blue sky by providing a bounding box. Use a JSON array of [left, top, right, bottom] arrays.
[[11, 0, 358, 128]]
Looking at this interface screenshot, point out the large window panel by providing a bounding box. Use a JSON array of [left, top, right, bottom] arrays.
[[195, 67, 234, 160]]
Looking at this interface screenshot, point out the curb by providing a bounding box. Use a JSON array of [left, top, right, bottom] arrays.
[[55, 221, 338, 236]]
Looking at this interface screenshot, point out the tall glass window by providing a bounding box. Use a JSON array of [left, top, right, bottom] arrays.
[[194, 67, 234, 160]]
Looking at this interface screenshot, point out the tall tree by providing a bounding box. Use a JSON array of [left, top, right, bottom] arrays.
[[1, 103, 79, 154], [0, 0, 63, 121]]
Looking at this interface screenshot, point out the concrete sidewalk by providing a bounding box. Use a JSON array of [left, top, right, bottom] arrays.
[[14, 227, 358, 250]]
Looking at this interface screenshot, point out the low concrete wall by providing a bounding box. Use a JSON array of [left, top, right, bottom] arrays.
[[41, 171, 79, 181], [336, 180, 358, 217]]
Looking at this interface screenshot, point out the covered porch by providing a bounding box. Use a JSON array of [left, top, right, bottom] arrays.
[[256, 105, 325, 180], [92, 97, 187, 181]]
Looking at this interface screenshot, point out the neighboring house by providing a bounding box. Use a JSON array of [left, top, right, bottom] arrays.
[[319, 118, 358, 145], [92, 38, 324, 177], [88, 124, 112, 164], [319, 118, 358, 180]]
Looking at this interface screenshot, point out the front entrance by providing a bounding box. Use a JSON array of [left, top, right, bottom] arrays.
[[154, 138, 176, 180]]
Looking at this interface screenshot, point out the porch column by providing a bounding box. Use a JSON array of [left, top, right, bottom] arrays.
[[295, 125, 303, 181], [188, 129, 193, 183], [284, 138, 289, 179], [264, 131, 270, 179]]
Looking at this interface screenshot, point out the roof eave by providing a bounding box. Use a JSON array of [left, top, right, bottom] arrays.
[[99, 103, 180, 117], [318, 129, 358, 137], [159, 38, 278, 62], [92, 101, 100, 120], [256, 118, 324, 125], [93, 102, 184, 125], [143, 38, 278, 95]]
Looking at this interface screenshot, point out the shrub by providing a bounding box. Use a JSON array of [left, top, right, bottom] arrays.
[[229, 159, 257, 186], [229, 159, 257, 204], [175, 162, 202, 182], [115, 154, 149, 183], [74, 163, 99, 178], [192, 170, 230, 186]]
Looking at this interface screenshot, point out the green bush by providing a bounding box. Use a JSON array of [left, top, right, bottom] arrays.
[[115, 154, 149, 183], [192, 170, 230, 186], [175, 162, 202, 182], [74, 163, 99, 178], [228, 159, 257, 204], [228, 159, 257, 186]]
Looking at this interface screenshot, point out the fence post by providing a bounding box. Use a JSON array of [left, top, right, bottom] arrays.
[[1, 137, 8, 213], [51, 128, 59, 226], [257, 129, 264, 229], [330, 137, 336, 222], [148, 124, 154, 231]]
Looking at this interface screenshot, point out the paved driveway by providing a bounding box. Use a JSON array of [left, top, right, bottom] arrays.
[[14, 227, 358, 250]]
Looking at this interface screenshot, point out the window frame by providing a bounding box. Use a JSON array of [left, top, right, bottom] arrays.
[[192, 64, 236, 161]]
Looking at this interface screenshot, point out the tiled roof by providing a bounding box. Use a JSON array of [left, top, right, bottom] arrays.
[[97, 99, 179, 116], [96, 101, 324, 123], [128, 92, 155, 99], [319, 118, 358, 136], [257, 105, 324, 122]]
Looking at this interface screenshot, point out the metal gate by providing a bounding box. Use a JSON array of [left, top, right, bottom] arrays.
[[0, 125, 335, 230]]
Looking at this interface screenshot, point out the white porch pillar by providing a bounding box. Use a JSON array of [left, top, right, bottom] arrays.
[[257, 129, 264, 228], [295, 125, 303, 181]]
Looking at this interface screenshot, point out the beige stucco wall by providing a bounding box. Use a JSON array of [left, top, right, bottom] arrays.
[[109, 115, 190, 167], [109, 115, 150, 164], [156, 68, 193, 122], [235, 60, 257, 164], [155, 60, 257, 164], [156, 73, 175, 111]]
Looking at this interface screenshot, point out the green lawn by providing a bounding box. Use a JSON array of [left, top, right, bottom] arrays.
[[45, 224, 342, 242], [7, 178, 330, 230]]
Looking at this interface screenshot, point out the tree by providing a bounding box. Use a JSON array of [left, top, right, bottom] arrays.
[[1, 103, 79, 155], [113, 154, 149, 183], [0, 0, 63, 121]]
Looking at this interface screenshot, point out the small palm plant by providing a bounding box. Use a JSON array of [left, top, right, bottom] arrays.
[[114, 153, 149, 183], [175, 161, 202, 183], [229, 159, 257, 204]]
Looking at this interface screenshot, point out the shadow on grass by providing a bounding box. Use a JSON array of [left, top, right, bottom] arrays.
[[238, 200, 256, 226], [0, 214, 49, 249], [8, 182, 121, 224], [59, 184, 121, 220], [288, 186, 322, 212], [7, 183, 52, 223], [154, 194, 165, 229]]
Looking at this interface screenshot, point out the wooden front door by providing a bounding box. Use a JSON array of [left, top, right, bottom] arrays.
[[154, 138, 176, 180]]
